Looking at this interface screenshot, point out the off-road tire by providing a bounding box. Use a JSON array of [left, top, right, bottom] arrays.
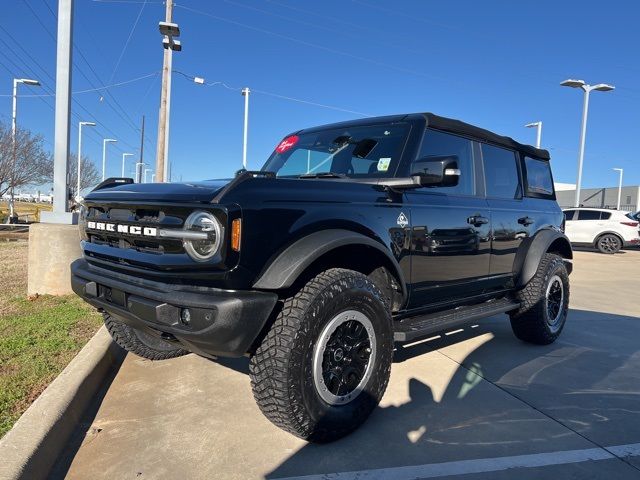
[[249, 268, 393, 442], [103, 313, 188, 360], [509, 253, 569, 345], [596, 233, 622, 254]]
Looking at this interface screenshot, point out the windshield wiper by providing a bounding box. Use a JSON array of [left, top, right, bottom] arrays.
[[298, 172, 347, 179]]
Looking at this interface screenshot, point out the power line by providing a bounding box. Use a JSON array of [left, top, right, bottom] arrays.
[[0, 72, 159, 97], [34, 0, 154, 149], [108, 0, 148, 84], [175, 4, 455, 85], [174, 71, 371, 117]]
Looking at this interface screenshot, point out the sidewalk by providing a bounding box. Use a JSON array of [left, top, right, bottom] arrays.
[[54, 251, 640, 479]]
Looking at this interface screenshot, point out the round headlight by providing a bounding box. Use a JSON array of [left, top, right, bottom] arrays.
[[183, 211, 222, 261]]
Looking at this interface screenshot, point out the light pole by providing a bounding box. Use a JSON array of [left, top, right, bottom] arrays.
[[121, 153, 134, 177], [151, 173, 156, 182], [144, 168, 152, 183], [77, 121, 96, 200], [241, 87, 250, 170], [561, 79, 615, 207], [613, 168, 623, 210], [7, 78, 41, 223], [102, 138, 117, 181], [525, 121, 542, 148]]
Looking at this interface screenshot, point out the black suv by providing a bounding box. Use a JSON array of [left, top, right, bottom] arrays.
[[72, 113, 572, 442]]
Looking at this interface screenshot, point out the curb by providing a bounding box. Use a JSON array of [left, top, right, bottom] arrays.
[[0, 326, 125, 480]]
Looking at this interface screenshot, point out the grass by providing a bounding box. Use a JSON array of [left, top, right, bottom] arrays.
[[0, 241, 102, 437]]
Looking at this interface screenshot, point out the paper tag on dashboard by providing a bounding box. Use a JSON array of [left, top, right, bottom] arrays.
[[377, 158, 391, 172]]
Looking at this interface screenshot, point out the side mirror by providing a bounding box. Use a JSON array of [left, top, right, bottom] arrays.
[[411, 155, 460, 187]]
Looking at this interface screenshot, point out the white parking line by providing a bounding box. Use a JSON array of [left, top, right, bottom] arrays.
[[275, 443, 640, 480]]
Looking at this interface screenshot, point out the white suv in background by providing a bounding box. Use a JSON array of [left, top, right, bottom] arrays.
[[563, 208, 640, 254]]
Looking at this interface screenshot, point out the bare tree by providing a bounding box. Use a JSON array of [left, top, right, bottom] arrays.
[[68, 153, 101, 198], [0, 121, 53, 197]]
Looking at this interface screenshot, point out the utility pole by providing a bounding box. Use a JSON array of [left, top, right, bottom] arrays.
[[138, 114, 145, 182], [155, 1, 181, 182], [241, 87, 250, 170]]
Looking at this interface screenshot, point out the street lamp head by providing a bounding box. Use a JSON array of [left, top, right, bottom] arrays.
[[592, 83, 615, 92], [80, 121, 96, 127], [560, 79, 586, 89], [123, 153, 134, 157], [104, 138, 117, 143], [159, 21, 180, 37], [193, 76, 205, 85], [613, 168, 623, 172], [242, 87, 250, 96], [17, 78, 41, 86], [525, 121, 541, 128]]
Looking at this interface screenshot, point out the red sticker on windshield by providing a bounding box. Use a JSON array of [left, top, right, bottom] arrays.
[[275, 135, 299, 154]]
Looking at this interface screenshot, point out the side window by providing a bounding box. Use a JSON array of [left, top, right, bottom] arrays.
[[600, 212, 611, 220], [482, 144, 521, 199], [576, 210, 600, 221], [413, 129, 475, 195], [524, 156, 554, 197], [564, 210, 576, 221]]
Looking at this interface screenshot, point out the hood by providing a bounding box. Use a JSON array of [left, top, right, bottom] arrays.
[[84, 179, 232, 204]]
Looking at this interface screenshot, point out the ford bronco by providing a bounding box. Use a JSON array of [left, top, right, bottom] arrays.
[[72, 113, 572, 442]]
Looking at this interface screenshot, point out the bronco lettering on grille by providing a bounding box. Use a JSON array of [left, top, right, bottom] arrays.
[[87, 221, 157, 237]]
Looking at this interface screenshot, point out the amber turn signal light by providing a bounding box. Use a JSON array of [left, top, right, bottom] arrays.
[[231, 218, 241, 251]]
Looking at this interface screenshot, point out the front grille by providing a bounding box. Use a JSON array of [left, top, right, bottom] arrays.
[[84, 205, 187, 255]]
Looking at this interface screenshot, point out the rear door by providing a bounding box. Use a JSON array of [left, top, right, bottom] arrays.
[[405, 129, 491, 308], [480, 143, 532, 289]]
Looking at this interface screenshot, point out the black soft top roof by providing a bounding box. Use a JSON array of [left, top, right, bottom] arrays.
[[297, 112, 550, 161], [423, 113, 550, 160]]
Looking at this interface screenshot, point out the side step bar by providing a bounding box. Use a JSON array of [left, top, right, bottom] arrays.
[[394, 297, 520, 342]]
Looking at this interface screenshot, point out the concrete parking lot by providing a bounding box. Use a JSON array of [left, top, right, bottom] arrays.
[[53, 250, 640, 479]]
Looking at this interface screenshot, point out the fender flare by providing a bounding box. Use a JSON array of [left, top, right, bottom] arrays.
[[252, 229, 407, 302], [514, 229, 573, 289]]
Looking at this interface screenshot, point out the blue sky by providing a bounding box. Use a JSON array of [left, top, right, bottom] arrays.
[[2, 0, 639, 188]]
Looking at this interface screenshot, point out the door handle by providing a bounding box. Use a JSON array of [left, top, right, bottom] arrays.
[[467, 215, 489, 227], [518, 216, 535, 226]]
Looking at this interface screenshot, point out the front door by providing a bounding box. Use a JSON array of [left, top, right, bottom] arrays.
[[406, 129, 491, 309]]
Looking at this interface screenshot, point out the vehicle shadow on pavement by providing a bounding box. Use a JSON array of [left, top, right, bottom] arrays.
[[267, 308, 640, 479]]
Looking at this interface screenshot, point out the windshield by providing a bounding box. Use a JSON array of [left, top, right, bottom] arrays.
[[262, 123, 410, 178]]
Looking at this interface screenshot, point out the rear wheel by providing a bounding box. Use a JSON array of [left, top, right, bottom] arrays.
[[596, 233, 622, 254], [510, 253, 569, 345], [103, 313, 188, 360], [249, 268, 393, 442]]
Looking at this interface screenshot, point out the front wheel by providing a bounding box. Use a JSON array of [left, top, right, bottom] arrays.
[[104, 313, 189, 360], [249, 268, 393, 442], [596, 233, 622, 254], [510, 253, 569, 345]]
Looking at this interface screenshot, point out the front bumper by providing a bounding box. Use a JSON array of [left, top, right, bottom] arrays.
[[71, 259, 278, 358]]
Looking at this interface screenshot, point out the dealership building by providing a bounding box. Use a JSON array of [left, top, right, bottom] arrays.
[[555, 183, 640, 212]]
